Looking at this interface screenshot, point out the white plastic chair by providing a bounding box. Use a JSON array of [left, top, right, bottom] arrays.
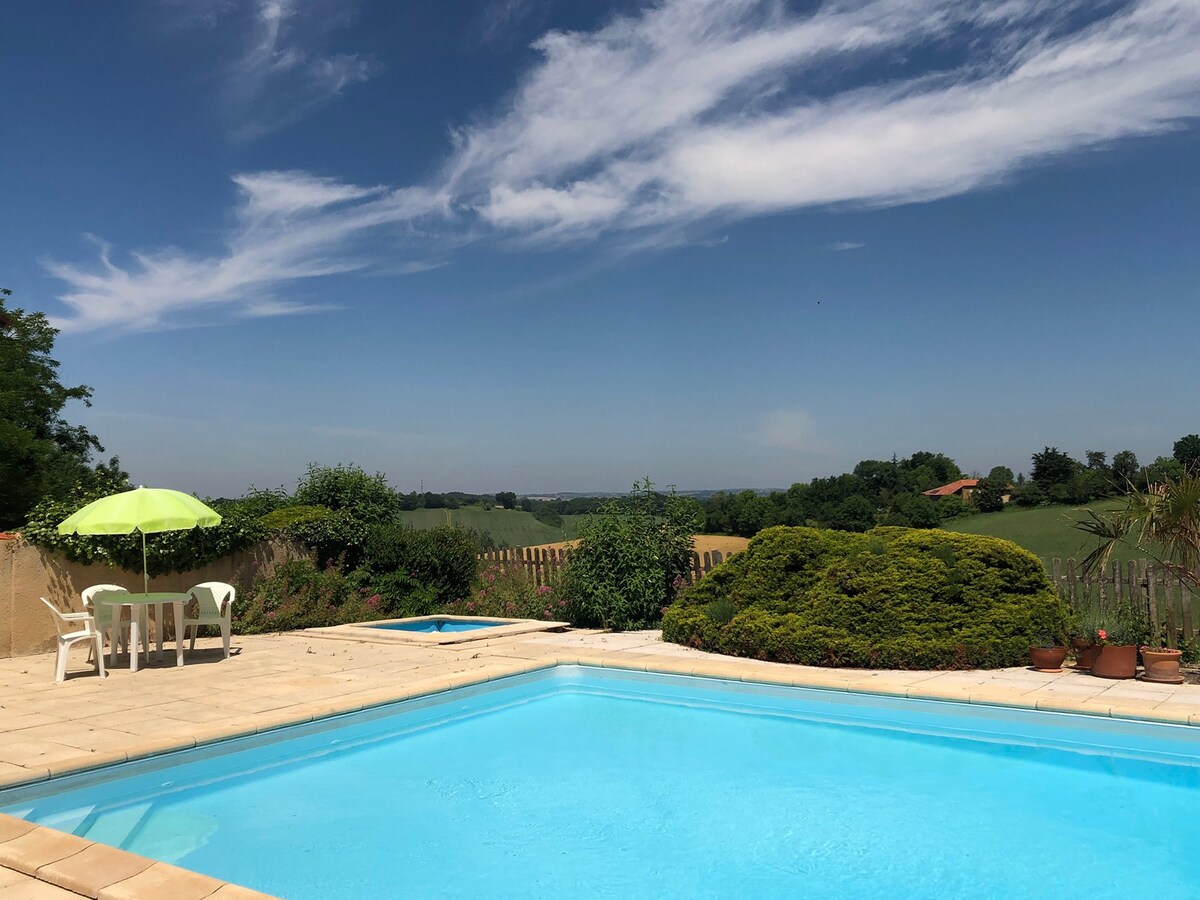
[[81, 584, 147, 664], [40, 597, 106, 683], [183, 582, 235, 658]]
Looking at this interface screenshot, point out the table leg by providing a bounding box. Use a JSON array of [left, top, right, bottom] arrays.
[[130, 614, 140, 674], [174, 602, 185, 667], [154, 602, 164, 662]]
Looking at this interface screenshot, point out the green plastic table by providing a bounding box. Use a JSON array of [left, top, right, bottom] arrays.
[[98, 592, 189, 672]]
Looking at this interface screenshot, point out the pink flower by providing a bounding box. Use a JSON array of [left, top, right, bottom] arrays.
[[536, 585, 551, 596], [366, 594, 381, 611], [1098, 629, 1107, 641]]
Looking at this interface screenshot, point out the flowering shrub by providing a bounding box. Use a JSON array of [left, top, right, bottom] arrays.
[[235, 559, 379, 634], [441, 561, 568, 622]]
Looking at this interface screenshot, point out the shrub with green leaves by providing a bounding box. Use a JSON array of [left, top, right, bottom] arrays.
[[441, 560, 569, 621], [21, 470, 266, 575], [662, 525, 1069, 669], [360, 521, 481, 610], [562, 478, 701, 631], [235, 559, 377, 633]]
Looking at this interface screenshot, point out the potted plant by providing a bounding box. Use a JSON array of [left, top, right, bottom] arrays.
[[1069, 609, 1100, 670], [1141, 625, 1185, 684], [1090, 612, 1149, 679], [1028, 635, 1067, 672]]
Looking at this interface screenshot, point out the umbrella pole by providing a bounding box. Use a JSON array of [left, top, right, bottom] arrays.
[[141, 531, 149, 595]]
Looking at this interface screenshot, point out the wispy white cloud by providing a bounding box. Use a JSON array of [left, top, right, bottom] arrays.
[[827, 241, 866, 251], [187, 0, 380, 139], [45, 173, 443, 332], [453, 0, 1200, 238], [48, 0, 1200, 331], [473, 0, 548, 46]]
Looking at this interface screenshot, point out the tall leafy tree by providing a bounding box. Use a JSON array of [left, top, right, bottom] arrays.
[[1111, 450, 1139, 488], [0, 289, 111, 529], [1030, 447, 1078, 492], [1173, 434, 1200, 471]]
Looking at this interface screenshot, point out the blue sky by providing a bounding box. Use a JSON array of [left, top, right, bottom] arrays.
[[2, 0, 1198, 497]]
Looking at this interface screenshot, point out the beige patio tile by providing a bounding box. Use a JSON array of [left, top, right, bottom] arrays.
[[37, 842, 154, 896], [98, 861, 224, 900], [0, 713, 65, 732], [0, 874, 86, 898], [0, 866, 28, 888], [0, 827, 90, 877]]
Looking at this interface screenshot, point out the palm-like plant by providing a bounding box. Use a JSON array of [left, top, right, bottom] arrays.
[[1074, 471, 1200, 590]]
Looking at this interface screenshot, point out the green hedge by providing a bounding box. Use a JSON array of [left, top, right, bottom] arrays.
[[661, 525, 1068, 669]]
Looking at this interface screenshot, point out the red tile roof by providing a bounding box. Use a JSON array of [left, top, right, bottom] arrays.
[[922, 479, 979, 497]]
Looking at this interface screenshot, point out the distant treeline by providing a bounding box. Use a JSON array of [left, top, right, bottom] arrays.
[[358, 436, 1200, 541]]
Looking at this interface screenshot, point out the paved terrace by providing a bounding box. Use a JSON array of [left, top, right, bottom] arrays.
[[2, 629, 1199, 899]]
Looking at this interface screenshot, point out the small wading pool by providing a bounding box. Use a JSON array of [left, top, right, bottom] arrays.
[[305, 614, 569, 644], [4, 667, 1200, 899], [369, 617, 509, 633]]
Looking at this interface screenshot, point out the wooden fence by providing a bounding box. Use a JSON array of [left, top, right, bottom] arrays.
[[1049, 558, 1199, 648], [478, 547, 731, 588]]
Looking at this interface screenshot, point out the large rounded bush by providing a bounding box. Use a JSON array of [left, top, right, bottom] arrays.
[[661, 526, 1068, 669]]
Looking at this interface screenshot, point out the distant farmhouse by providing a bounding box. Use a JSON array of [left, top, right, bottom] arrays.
[[922, 478, 1011, 505], [922, 479, 980, 502]]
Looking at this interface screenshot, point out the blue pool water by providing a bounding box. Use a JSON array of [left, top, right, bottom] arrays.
[[368, 617, 508, 633], [3, 667, 1200, 899]]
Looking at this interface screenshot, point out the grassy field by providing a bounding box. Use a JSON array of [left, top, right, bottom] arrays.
[[941, 500, 1146, 566], [398, 508, 584, 547]]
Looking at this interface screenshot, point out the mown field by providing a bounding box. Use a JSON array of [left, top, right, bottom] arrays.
[[398, 508, 585, 547], [399, 501, 1143, 569], [941, 500, 1145, 566]]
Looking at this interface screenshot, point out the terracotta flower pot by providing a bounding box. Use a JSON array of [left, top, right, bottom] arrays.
[[1029, 645, 1068, 672], [1091, 644, 1138, 679], [1140, 647, 1185, 684], [1071, 640, 1099, 671]]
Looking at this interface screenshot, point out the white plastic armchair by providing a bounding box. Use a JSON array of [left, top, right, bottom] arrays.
[[40, 597, 105, 683], [81, 584, 146, 664], [183, 582, 235, 658]]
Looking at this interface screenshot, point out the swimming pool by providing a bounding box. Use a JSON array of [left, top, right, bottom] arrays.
[[308, 614, 568, 644], [3, 667, 1198, 899], [367, 617, 508, 633]]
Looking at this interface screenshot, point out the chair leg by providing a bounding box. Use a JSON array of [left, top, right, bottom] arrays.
[[93, 634, 106, 678], [189, 626, 197, 652], [222, 621, 230, 659], [55, 641, 68, 684]]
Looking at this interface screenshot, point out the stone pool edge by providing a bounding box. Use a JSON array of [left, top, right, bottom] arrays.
[[2, 651, 1199, 899]]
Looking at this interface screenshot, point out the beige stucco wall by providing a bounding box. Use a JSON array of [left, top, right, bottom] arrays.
[[0, 536, 308, 658]]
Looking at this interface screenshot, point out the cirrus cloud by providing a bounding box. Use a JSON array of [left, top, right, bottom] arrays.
[[47, 0, 1200, 331]]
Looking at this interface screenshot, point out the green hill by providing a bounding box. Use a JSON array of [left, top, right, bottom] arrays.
[[941, 500, 1143, 568], [398, 508, 584, 547]]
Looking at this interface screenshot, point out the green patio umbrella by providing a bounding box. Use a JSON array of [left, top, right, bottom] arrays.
[[57, 486, 222, 594]]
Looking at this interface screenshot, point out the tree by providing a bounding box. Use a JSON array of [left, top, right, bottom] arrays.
[[987, 466, 1014, 485], [1076, 471, 1200, 593], [1030, 447, 1078, 492], [0, 289, 113, 529], [827, 495, 876, 532], [494, 491, 517, 509], [1084, 450, 1109, 472], [973, 479, 1007, 513], [1173, 434, 1200, 471], [564, 479, 701, 630], [1111, 450, 1139, 488]]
